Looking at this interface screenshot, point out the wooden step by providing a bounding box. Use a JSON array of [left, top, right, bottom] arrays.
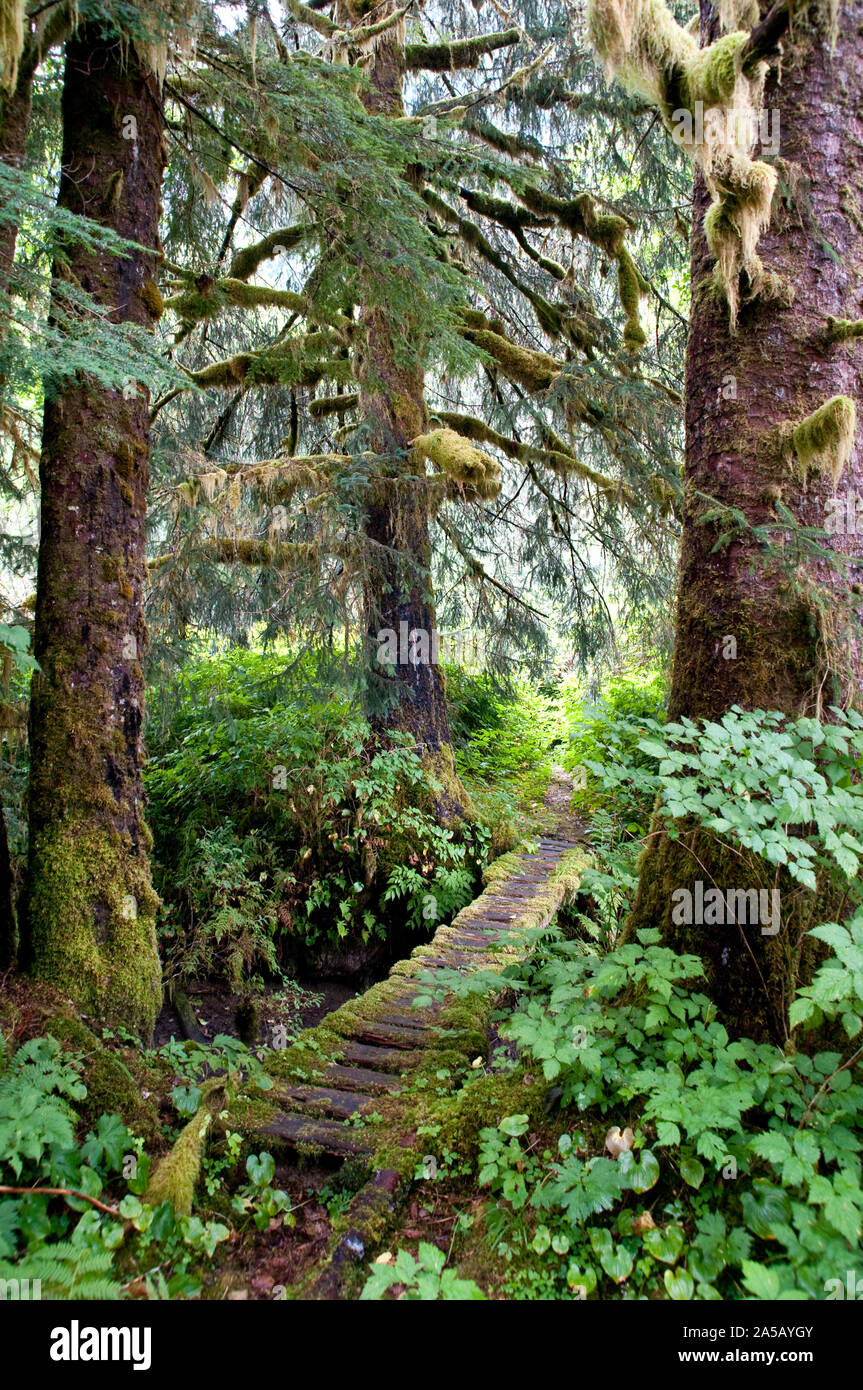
[[261, 1113, 372, 1157], [326, 1063, 404, 1094], [373, 1011, 433, 1030], [355, 1020, 437, 1047], [339, 1040, 409, 1071], [271, 1083, 370, 1120]]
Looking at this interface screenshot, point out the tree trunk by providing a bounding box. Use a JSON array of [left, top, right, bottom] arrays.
[[23, 26, 165, 1039], [347, 2, 470, 822], [625, 0, 863, 1041]]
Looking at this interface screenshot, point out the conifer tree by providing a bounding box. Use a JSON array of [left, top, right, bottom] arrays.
[[588, 0, 863, 1039], [22, 12, 171, 1037], [146, 1, 684, 821]]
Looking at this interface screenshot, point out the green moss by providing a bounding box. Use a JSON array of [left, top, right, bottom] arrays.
[[27, 818, 162, 1042], [467, 329, 560, 392], [682, 31, 748, 108], [790, 395, 857, 487], [138, 279, 164, 320], [617, 248, 648, 352], [145, 1109, 211, 1216], [45, 1014, 159, 1141], [826, 316, 863, 343]]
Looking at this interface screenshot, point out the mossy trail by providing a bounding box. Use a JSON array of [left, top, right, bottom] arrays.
[[233, 829, 588, 1295], [251, 835, 585, 1160]]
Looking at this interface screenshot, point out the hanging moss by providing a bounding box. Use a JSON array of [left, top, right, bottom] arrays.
[[518, 185, 629, 258], [1, 0, 24, 95], [617, 247, 648, 352], [587, 0, 777, 327], [790, 395, 857, 487]]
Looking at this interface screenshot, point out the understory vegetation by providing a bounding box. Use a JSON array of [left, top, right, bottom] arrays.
[[2, 0, 862, 1317]]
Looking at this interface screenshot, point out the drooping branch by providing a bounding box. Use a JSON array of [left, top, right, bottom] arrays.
[[405, 29, 520, 72], [436, 515, 548, 619], [435, 410, 630, 500], [424, 189, 596, 350]]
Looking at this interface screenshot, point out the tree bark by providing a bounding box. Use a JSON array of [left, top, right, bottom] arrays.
[[22, 26, 165, 1039], [625, 0, 863, 1041]]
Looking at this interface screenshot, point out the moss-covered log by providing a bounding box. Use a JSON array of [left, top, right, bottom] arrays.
[[23, 26, 165, 1040], [622, 1, 863, 1043]]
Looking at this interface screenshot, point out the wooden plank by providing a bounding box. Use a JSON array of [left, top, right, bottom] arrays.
[[339, 1040, 408, 1071], [355, 1020, 436, 1047], [325, 1063, 404, 1094], [271, 1083, 370, 1120], [261, 1113, 372, 1157], [373, 1011, 434, 1030]]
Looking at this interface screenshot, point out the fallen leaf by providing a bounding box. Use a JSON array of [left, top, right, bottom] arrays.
[[605, 1125, 635, 1158]]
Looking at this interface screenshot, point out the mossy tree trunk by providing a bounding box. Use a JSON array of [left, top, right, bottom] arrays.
[[346, 1, 470, 823], [626, 0, 863, 1042], [22, 26, 165, 1039]]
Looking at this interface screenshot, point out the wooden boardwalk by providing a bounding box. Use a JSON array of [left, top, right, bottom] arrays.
[[256, 836, 587, 1161]]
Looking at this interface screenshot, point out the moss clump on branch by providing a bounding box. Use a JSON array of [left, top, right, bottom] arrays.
[[518, 185, 629, 258], [412, 427, 501, 501], [465, 327, 561, 391], [228, 225, 308, 281], [587, 0, 776, 327], [405, 29, 520, 72], [206, 537, 319, 569], [189, 338, 351, 391], [164, 277, 308, 325], [435, 411, 628, 499], [790, 395, 857, 487], [309, 392, 359, 417]]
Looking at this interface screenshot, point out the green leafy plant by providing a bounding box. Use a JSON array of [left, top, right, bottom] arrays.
[[360, 1241, 486, 1301]]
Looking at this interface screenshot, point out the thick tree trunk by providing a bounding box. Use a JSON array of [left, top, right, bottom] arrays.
[[626, 0, 863, 1041], [23, 27, 165, 1039], [347, 2, 470, 822]]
